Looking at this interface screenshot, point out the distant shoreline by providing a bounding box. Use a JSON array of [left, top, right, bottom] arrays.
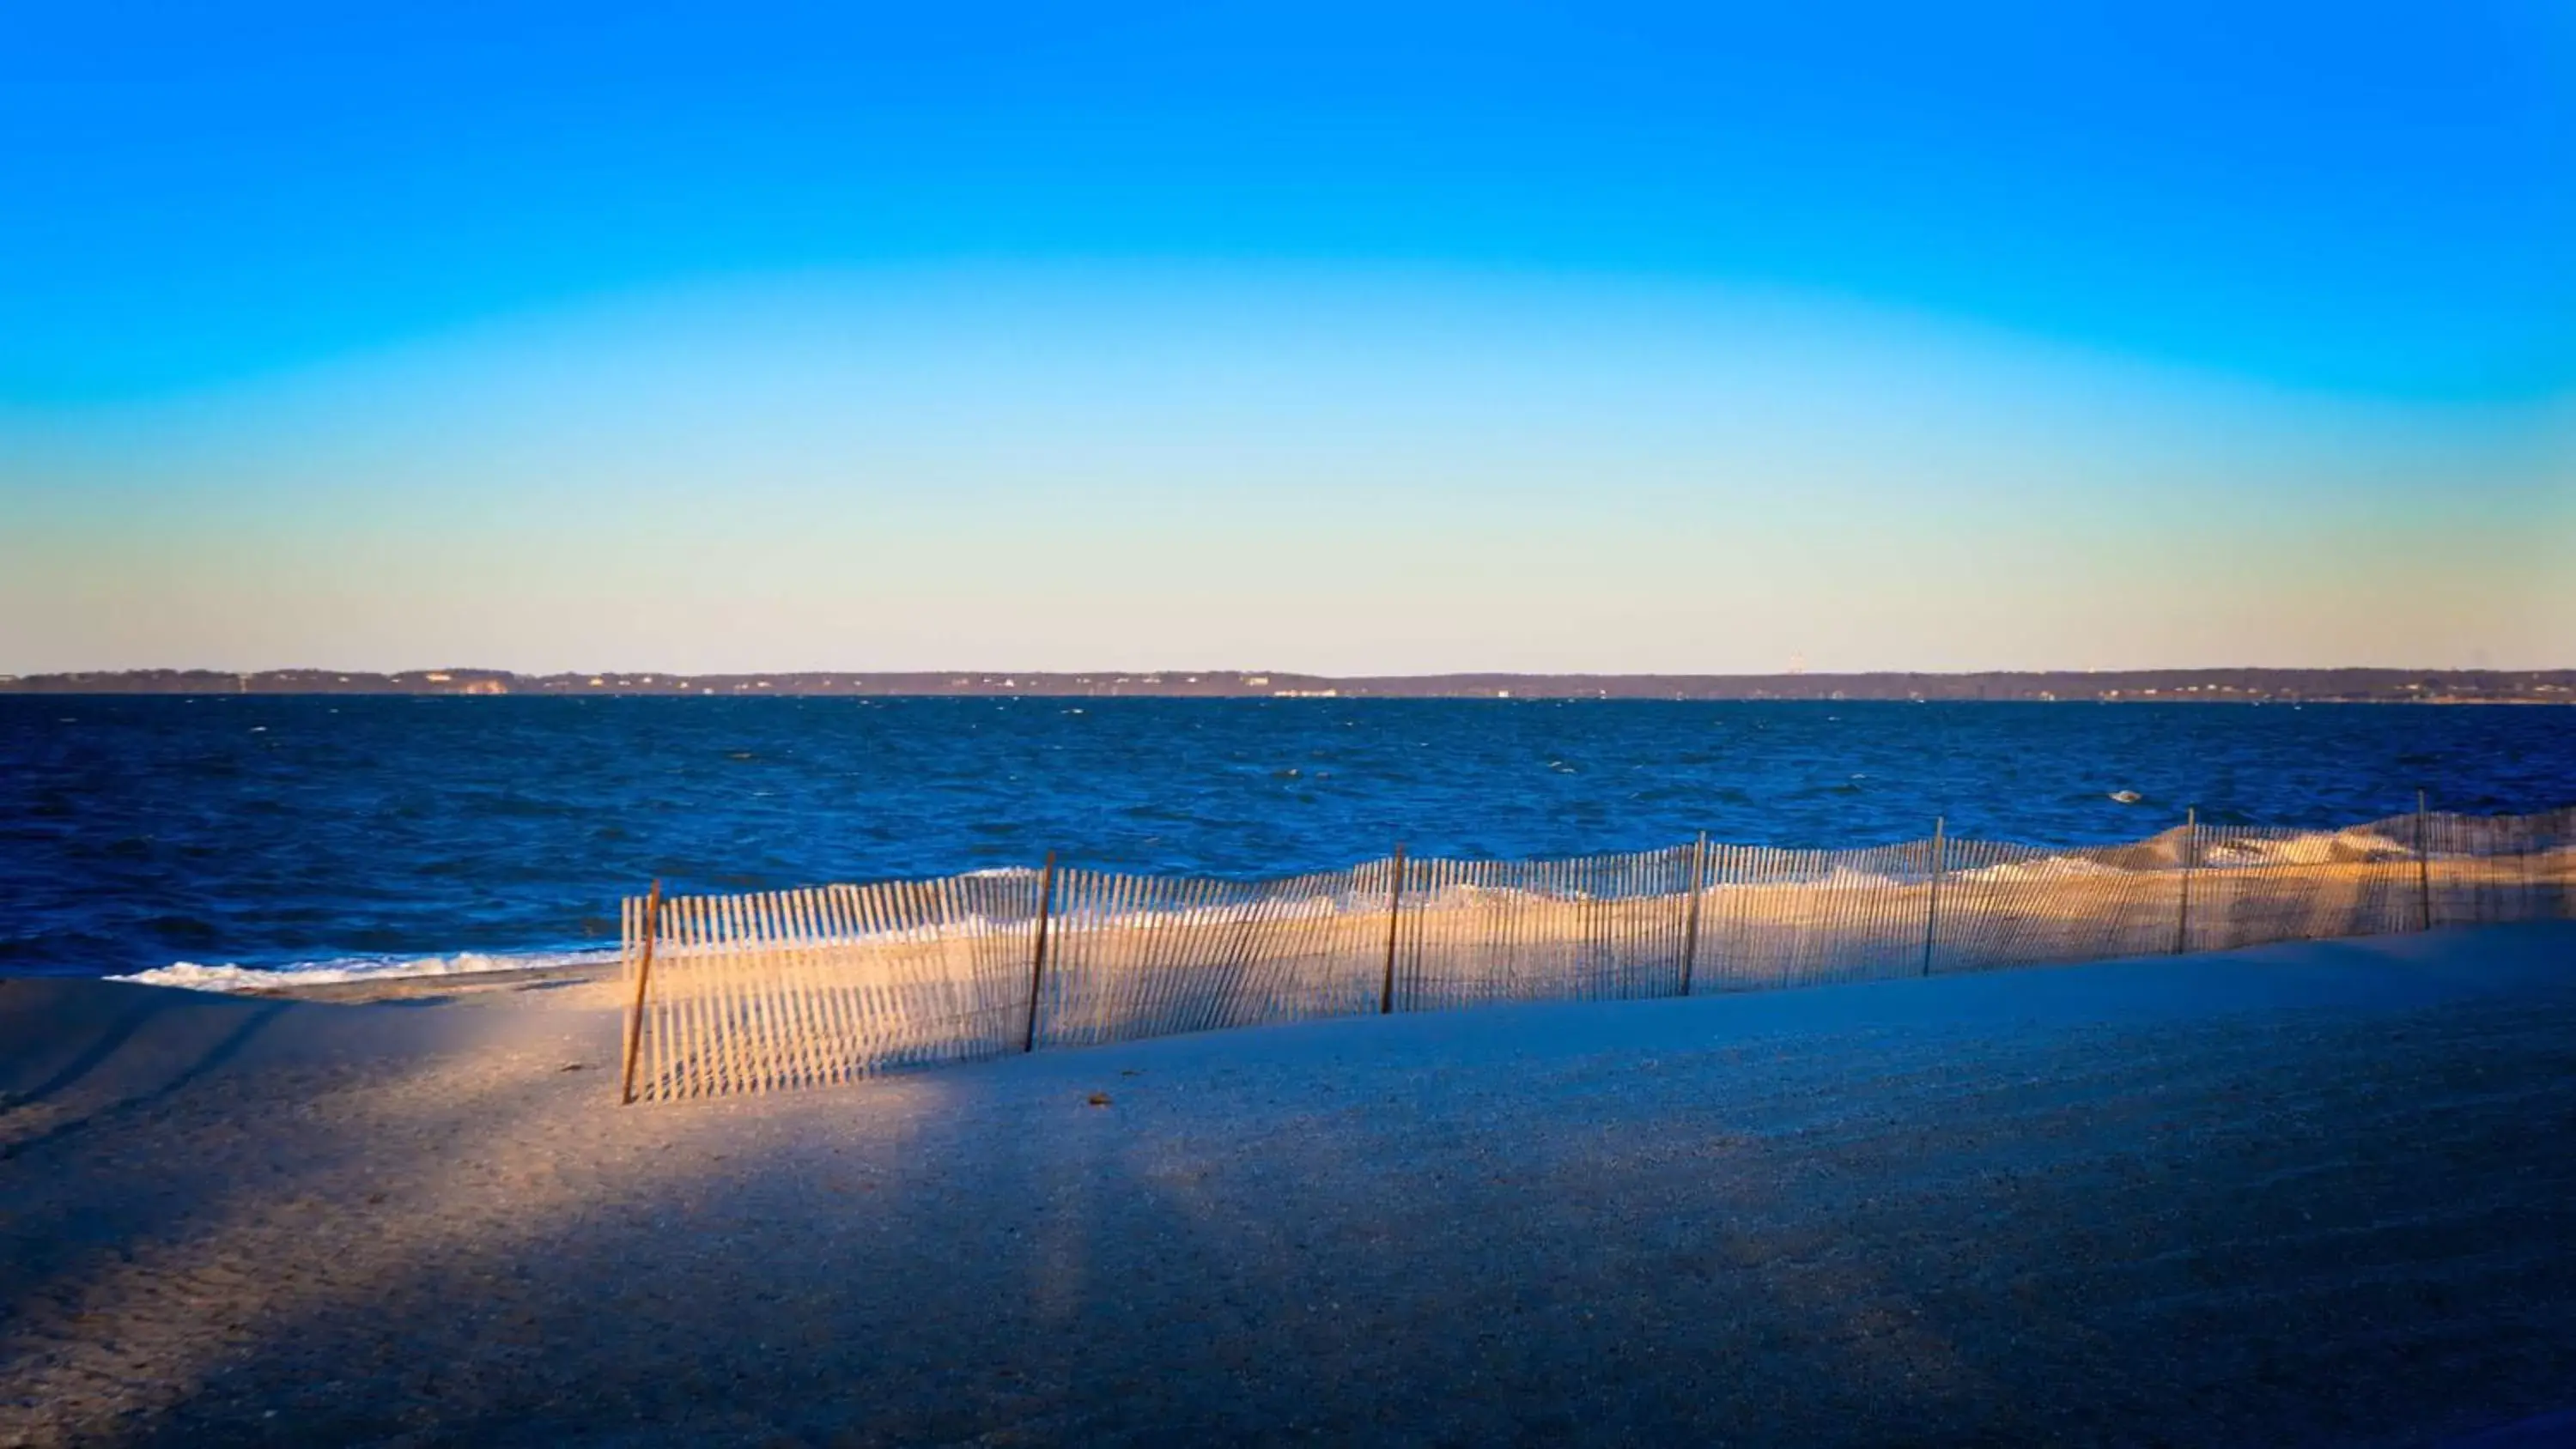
[[3, 666, 2572, 705]]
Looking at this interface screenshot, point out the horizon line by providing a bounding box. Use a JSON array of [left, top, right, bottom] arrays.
[[8, 664, 2573, 708], [8, 666, 2574, 681]]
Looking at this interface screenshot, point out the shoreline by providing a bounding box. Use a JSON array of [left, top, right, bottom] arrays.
[[227, 960, 622, 1004], [56, 827, 2576, 1015]]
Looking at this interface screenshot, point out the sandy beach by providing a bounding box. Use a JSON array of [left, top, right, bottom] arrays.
[[6, 924, 2575, 1447]]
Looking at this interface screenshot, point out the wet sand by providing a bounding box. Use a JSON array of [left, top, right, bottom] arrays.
[[4, 924, 2574, 1447]]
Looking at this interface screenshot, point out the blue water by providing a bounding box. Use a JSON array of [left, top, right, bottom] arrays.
[[3, 695, 2570, 979]]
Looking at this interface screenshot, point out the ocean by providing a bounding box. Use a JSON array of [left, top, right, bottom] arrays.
[[4, 695, 2571, 985]]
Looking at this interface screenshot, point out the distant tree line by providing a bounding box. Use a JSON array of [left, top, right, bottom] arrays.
[[4, 667, 2572, 703]]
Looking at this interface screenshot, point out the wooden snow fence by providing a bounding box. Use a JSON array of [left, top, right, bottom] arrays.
[[618, 803, 2576, 1103]]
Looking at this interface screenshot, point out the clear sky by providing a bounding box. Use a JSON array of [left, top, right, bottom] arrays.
[[3, 2, 2569, 674]]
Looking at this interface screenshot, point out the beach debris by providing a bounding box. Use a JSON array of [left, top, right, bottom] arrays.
[[2110, 790, 2143, 803], [1085, 1091, 1112, 1107], [560, 1062, 586, 1071]]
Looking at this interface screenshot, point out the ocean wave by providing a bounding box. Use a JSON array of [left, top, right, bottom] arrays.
[[112, 948, 620, 994]]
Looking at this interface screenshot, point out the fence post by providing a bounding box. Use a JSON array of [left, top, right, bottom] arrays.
[[2176, 808, 2196, 955], [1023, 851, 1058, 1053], [1921, 818, 1944, 978], [2518, 810, 2538, 922], [1679, 833, 1707, 997], [2416, 790, 2433, 931], [619, 878, 663, 1106], [1379, 842, 1406, 1016]]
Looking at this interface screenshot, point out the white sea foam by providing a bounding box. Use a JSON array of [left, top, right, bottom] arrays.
[[2196, 828, 2413, 868], [1951, 856, 2133, 884], [112, 948, 620, 994]]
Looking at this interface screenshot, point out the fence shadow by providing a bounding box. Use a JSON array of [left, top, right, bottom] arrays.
[[0, 979, 289, 1159]]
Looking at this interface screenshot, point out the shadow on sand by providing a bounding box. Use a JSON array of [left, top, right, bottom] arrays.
[[5, 927, 2576, 1447], [0, 981, 289, 1160]]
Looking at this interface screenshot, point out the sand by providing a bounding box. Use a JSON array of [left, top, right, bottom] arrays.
[[4, 924, 2574, 1447]]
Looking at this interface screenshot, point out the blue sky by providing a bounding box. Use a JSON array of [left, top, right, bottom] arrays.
[[3, 2, 2569, 672]]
